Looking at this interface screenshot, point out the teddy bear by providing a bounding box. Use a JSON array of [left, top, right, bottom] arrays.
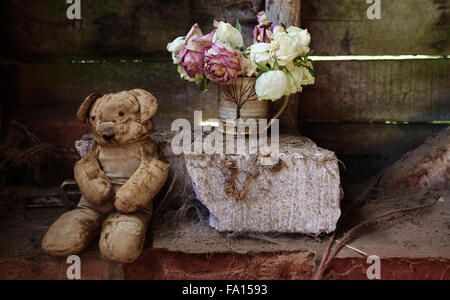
[[42, 89, 169, 263]]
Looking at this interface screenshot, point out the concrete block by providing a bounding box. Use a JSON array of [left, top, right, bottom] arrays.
[[185, 134, 342, 234]]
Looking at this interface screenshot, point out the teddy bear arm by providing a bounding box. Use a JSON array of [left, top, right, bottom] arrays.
[[142, 139, 159, 158], [74, 146, 114, 205], [114, 150, 169, 214]]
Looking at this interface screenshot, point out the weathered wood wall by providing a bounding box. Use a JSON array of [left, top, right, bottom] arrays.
[[300, 0, 449, 180], [1, 0, 449, 182], [302, 0, 449, 56], [2, 0, 263, 61], [2, 0, 264, 123]]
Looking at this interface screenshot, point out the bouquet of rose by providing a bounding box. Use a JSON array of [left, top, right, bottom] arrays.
[[167, 11, 315, 101]]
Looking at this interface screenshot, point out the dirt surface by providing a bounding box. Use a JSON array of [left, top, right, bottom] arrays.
[[152, 188, 450, 260], [0, 184, 448, 280], [1, 187, 448, 261], [0, 208, 65, 259], [337, 188, 450, 259]]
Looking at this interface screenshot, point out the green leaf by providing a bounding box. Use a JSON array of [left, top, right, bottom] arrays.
[[255, 62, 271, 73], [293, 61, 316, 79], [273, 59, 280, 70], [236, 19, 241, 32], [200, 77, 210, 92], [305, 66, 316, 78]]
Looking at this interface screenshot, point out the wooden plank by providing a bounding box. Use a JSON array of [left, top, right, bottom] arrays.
[[302, 0, 450, 55], [5, 0, 448, 58], [8, 59, 449, 127], [7, 61, 219, 123], [266, 0, 302, 131], [3, 0, 186, 61], [266, 0, 301, 25], [300, 59, 450, 123], [3, 0, 263, 62], [301, 123, 448, 180]]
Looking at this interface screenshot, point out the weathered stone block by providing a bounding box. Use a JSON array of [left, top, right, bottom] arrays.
[[185, 135, 342, 234]]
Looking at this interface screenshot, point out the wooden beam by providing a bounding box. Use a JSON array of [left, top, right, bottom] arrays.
[[266, 0, 302, 132], [2, 0, 264, 63], [300, 59, 450, 123], [266, 0, 302, 26], [302, 0, 450, 55]]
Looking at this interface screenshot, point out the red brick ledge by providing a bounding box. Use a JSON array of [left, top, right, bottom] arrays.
[[124, 250, 315, 280], [324, 257, 450, 280], [0, 249, 449, 280]]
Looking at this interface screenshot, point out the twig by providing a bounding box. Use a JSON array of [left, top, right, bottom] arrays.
[[335, 239, 368, 257], [314, 231, 335, 280], [316, 201, 436, 280], [11, 121, 42, 145], [13, 143, 52, 164]]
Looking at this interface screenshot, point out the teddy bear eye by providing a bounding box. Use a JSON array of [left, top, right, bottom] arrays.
[[91, 116, 96, 121], [118, 111, 124, 117]]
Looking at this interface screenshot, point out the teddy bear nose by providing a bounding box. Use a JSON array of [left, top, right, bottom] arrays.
[[102, 126, 115, 133], [97, 122, 118, 142], [97, 122, 117, 133]]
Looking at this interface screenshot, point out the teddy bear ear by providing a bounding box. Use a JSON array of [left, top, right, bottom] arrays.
[[130, 89, 158, 123], [76, 93, 103, 123]]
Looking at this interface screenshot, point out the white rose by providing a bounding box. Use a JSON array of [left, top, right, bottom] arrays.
[[270, 32, 302, 66], [240, 55, 258, 77], [272, 24, 287, 35], [249, 43, 273, 66], [285, 66, 304, 95], [167, 36, 186, 64], [213, 21, 244, 49], [286, 26, 311, 56], [255, 70, 289, 101]]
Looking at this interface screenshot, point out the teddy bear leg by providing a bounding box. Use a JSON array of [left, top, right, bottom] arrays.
[[42, 199, 104, 256], [99, 206, 152, 263]]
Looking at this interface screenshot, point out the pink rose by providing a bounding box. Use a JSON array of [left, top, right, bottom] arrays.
[[204, 42, 244, 84], [256, 11, 268, 24], [176, 25, 214, 79], [253, 11, 273, 43]]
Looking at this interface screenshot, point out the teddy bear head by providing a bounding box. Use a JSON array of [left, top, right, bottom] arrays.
[[76, 89, 158, 146]]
